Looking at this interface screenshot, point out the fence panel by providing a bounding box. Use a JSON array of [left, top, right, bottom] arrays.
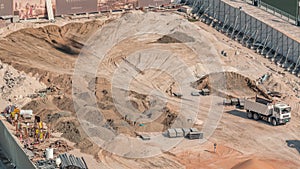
[[0, 121, 36, 169], [192, 0, 300, 65]]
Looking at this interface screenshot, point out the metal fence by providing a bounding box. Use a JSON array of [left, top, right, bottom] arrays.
[[188, 0, 300, 74], [0, 120, 36, 169]]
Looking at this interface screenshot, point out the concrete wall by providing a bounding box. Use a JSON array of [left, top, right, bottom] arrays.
[[0, 121, 36, 169]]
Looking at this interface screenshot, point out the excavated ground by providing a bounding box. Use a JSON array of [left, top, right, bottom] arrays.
[[0, 11, 299, 169], [191, 71, 271, 99]]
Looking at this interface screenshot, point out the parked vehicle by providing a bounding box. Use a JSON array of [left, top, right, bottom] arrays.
[[244, 96, 291, 126]]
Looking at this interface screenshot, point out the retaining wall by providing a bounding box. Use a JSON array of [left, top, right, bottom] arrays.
[[189, 0, 300, 67]]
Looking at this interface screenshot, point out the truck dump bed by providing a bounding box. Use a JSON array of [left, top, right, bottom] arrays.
[[244, 100, 272, 116]]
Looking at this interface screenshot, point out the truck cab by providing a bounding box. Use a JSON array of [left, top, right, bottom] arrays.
[[273, 103, 291, 124]]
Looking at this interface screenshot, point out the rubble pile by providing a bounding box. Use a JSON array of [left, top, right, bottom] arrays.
[[0, 68, 26, 97], [1, 103, 85, 169], [3, 70, 25, 88]]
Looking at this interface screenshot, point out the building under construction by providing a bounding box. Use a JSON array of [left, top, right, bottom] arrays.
[[0, 0, 173, 20]]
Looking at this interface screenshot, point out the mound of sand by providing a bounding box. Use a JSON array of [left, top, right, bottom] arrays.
[[191, 71, 270, 99], [156, 31, 195, 43], [232, 159, 275, 169]]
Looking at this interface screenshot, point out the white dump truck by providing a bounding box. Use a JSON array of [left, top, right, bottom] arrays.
[[244, 97, 291, 126]]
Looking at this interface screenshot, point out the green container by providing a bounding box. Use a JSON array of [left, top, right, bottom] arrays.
[[261, 0, 298, 18]]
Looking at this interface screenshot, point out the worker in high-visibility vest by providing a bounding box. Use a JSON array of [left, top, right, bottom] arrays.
[[11, 107, 20, 129], [35, 121, 44, 142], [11, 107, 20, 120]]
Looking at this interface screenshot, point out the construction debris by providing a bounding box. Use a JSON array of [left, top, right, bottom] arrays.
[[36, 153, 87, 169], [175, 128, 184, 137], [201, 89, 210, 96], [191, 88, 210, 96], [35, 153, 88, 169], [221, 50, 227, 57], [188, 132, 204, 140], [167, 128, 177, 138], [50, 140, 71, 153], [223, 98, 245, 109], [179, 6, 192, 14], [0, 103, 76, 168], [259, 73, 270, 84], [191, 91, 201, 96], [36, 159, 57, 169], [190, 128, 199, 132], [182, 128, 190, 137], [237, 98, 245, 109], [223, 99, 232, 106], [140, 134, 151, 141], [167, 128, 203, 140], [20, 110, 33, 119], [230, 98, 239, 106], [191, 89, 210, 96], [267, 91, 282, 98], [3, 70, 25, 89], [59, 153, 88, 169], [172, 92, 183, 98]]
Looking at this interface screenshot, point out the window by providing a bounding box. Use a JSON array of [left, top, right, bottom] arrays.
[[281, 107, 291, 114], [274, 107, 280, 113]]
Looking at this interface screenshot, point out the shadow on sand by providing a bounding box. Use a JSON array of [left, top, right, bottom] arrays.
[[226, 109, 271, 126], [286, 140, 300, 154]]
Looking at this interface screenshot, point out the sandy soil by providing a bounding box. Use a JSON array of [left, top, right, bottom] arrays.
[[0, 11, 299, 169]]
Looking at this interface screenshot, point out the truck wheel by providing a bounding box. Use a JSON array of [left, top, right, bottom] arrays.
[[271, 118, 277, 126], [247, 111, 253, 119], [253, 113, 260, 120]]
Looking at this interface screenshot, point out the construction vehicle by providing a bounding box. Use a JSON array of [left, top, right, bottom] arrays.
[[245, 96, 291, 126]]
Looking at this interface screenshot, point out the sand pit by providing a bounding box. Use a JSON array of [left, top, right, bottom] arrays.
[[0, 10, 299, 169]]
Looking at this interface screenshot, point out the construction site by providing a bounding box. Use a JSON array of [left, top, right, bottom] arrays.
[[0, 0, 300, 169]]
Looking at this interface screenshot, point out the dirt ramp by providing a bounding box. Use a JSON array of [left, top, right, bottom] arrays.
[[191, 71, 270, 99], [232, 159, 275, 169]]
